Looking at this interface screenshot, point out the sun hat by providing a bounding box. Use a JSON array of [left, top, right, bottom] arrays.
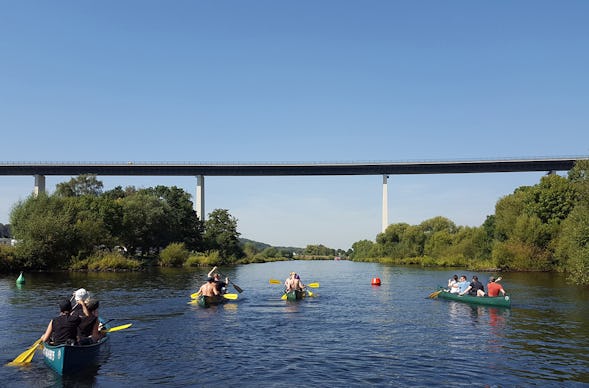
[[74, 288, 89, 301]]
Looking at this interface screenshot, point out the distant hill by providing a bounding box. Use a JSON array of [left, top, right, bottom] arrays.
[[239, 237, 304, 254]]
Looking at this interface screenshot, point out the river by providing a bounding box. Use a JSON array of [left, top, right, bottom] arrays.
[[1, 260, 588, 387]]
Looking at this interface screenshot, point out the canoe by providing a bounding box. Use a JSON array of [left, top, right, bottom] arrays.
[[42, 335, 109, 375], [436, 290, 511, 308], [285, 290, 306, 301], [197, 294, 226, 308]]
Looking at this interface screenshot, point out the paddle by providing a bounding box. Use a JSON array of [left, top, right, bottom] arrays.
[[428, 290, 443, 299], [269, 279, 320, 288], [102, 323, 132, 333], [6, 338, 43, 366], [190, 292, 238, 300]]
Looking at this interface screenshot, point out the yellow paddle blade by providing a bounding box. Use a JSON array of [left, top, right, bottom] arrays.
[[281, 293, 287, 300], [190, 292, 201, 299], [428, 290, 442, 299], [7, 339, 42, 365], [21, 342, 42, 364], [104, 323, 132, 333], [306, 282, 320, 288], [222, 293, 238, 300], [269, 279, 282, 284], [307, 290, 314, 297]]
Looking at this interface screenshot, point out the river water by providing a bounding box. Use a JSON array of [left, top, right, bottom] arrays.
[[1, 260, 588, 387]]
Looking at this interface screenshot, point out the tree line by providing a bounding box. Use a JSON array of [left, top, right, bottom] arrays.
[[349, 160, 589, 286], [0, 175, 243, 271]]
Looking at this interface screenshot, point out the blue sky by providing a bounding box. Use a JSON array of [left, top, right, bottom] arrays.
[[1, 1, 588, 249]]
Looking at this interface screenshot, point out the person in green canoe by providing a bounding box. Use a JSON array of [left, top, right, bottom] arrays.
[[487, 276, 506, 297], [284, 272, 306, 293], [208, 266, 229, 294], [197, 277, 220, 297]]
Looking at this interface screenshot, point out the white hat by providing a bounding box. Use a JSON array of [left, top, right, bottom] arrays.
[[74, 288, 89, 301]]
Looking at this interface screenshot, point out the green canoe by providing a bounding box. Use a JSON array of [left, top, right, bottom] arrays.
[[285, 290, 306, 301], [197, 294, 226, 308], [436, 290, 511, 308], [42, 335, 109, 375]]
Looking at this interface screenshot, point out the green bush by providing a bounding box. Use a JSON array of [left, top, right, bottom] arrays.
[[184, 250, 222, 267], [159, 242, 190, 267], [0, 245, 18, 273], [70, 252, 141, 271]]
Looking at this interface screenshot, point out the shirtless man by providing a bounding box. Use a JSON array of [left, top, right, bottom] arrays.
[[284, 272, 305, 292], [197, 277, 220, 297]]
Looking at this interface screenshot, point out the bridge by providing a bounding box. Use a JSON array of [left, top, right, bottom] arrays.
[[1, 157, 586, 232]]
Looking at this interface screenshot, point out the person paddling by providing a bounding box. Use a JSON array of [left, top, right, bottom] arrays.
[[284, 272, 305, 293], [487, 276, 506, 297], [208, 266, 229, 294], [78, 299, 102, 345], [197, 277, 220, 297], [40, 299, 81, 345]]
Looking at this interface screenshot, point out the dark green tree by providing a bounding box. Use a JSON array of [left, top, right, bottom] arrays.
[[120, 193, 170, 255], [10, 194, 79, 268], [143, 186, 204, 250], [204, 209, 243, 261], [350, 239, 375, 260]]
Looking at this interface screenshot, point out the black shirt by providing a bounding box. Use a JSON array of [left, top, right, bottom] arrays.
[[52, 313, 81, 345], [469, 280, 485, 296]]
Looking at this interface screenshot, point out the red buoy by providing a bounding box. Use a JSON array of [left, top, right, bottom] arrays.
[[371, 277, 381, 286]]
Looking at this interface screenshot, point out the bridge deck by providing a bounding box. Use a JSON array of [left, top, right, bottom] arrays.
[[0, 157, 585, 176]]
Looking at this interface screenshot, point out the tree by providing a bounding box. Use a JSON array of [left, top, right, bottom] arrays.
[[557, 160, 589, 285], [350, 239, 375, 260], [524, 174, 577, 225], [143, 186, 204, 250], [494, 188, 529, 241], [55, 174, 103, 197], [303, 244, 335, 256], [556, 203, 589, 285], [204, 209, 243, 261], [119, 193, 170, 255], [10, 194, 79, 268]]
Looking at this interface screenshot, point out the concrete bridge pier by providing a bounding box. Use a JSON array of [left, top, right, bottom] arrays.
[[382, 174, 389, 233], [34, 174, 45, 197], [196, 175, 205, 221]]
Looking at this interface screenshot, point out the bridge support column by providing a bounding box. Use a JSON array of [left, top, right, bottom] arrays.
[[382, 175, 389, 233], [196, 175, 205, 221], [34, 174, 46, 197]]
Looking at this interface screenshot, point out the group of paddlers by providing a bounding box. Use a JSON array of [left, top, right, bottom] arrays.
[[447, 275, 506, 297], [40, 288, 104, 346]]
